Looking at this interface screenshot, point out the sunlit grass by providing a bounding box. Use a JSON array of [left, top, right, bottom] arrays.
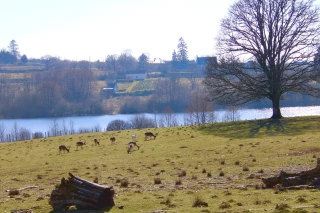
[[0, 117, 320, 212]]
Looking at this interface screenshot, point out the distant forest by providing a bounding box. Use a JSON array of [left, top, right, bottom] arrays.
[[1, 39, 319, 119]]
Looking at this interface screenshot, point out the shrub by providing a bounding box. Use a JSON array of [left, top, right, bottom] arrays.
[[178, 170, 186, 177], [274, 203, 290, 212], [297, 196, 307, 203], [120, 179, 129, 187], [8, 189, 19, 196], [243, 166, 250, 171], [192, 195, 208, 207], [175, 179, 182, 185], [219, 201, 231, 209], [154, 178, 162, 184]]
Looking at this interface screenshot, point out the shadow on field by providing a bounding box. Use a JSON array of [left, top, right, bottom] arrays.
[[49, 207, 112, 213], [197, 117, 313, 139], [248, 119, 285, 137]]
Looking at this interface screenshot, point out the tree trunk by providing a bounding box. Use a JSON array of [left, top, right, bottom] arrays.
[[270, 96, 283, 119]]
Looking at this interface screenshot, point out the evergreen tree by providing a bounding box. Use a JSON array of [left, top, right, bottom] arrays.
[[177, 37, 188, 63], [172, 49, 178, 66], [21, 54, 28, 63], [0, 49, 16, 64], [138, 53, 148, 71], [8, 40, 20, 60]]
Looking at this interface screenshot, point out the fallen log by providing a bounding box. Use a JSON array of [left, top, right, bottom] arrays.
[[49, 173, 115, 211], [262, 158, 320, 188]]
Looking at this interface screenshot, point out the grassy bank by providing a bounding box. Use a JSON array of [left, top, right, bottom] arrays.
[[0, 116, 320, 212]]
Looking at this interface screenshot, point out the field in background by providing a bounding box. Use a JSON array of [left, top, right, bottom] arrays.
[[0, 116, 320, 212]]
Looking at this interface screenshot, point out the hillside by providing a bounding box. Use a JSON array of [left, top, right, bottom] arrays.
[[1, 116, 320, 212]]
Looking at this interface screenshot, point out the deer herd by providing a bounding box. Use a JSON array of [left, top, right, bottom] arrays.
[[58, 131, 157, 154]]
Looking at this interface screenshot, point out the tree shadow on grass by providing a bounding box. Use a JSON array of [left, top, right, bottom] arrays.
[[248, 119, 285, 137], [198, 117, 310, 139], [49, 206, 113, 213]]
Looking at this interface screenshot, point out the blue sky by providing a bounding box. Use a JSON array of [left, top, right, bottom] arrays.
[[1, 0, 319, 62]]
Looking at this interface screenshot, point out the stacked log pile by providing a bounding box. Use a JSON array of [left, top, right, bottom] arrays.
[[262, 158, 320, 189], [49, 173, 115, 211]]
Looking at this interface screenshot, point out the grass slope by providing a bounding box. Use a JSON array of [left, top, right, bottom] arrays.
[[0, 116, 320, 212]]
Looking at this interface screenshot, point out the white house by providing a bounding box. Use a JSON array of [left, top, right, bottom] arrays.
[[126, 73, 147, 80]]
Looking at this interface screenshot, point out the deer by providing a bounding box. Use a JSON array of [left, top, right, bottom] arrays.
[[76, 141, 86, 150], [94, 138, 100, 145], [59, 145, 70, 153], [145, 132, 156, 140], [127, 143, 135, 154], [110, 137, 116, 144], [131, 134, 137, 141], [128, 141, 140, 150]]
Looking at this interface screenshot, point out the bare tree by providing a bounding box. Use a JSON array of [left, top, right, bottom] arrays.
[[159, 107, 179, 127], [185, 90, 215, 125], [107, 119, 129, 131], [49, 118, 60, 137], [203, 0, 320, 119], [18, 128, 32, 140], [222, 106, 240, 122], [129, 114, 156, 129], [117, 50, 137, 76], [61, 119, 69, 136], [69, 120, 75, 135], [0, 123, 6, 142], [106, 54, 118, 72], [11, 122, 19, 141]]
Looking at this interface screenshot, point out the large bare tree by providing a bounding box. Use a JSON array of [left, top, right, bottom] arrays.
[[203, 0, 320, 119]]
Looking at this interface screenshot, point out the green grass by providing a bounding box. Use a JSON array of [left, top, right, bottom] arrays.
[[130, 78, 157, 92], [0, 116, 320, 212], [116, 82, 133, 92]]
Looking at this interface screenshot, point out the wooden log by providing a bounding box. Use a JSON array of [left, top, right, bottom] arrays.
[[49, 173, 115, 210], [262, 159, 320, 188]]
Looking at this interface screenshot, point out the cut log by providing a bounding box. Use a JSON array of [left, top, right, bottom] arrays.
[[262, 158, 320, 188], [49, 173, 115, 211]]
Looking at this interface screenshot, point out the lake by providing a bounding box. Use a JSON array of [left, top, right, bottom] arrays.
[[0, 106, 319, 137]]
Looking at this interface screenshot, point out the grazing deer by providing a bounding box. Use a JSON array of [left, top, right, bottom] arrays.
[[59, 145, 69, 153], [128, 141, 140, 150], [110, 137, 116, 144], [94, 138, 100, 145], [127, 143, 135, 154], [76, 141, 86, 150], [145, 132, 156, 140], [131, 134, 137, 141]]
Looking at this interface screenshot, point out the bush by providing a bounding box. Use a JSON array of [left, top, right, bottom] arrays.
[[175, 179, 182, 185], [120, 179, 129, 187], [154, 178, 162, 184], [178, 170, 186, 177], [192, 195, 208, 207]]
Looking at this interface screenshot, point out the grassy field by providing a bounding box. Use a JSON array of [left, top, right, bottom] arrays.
[[0, 116, 320, 212]]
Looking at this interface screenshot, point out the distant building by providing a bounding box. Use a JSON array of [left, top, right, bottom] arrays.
[[196, 56, 217, 65], [100, 87, 116, 98], [126, 72, 147, 80]]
